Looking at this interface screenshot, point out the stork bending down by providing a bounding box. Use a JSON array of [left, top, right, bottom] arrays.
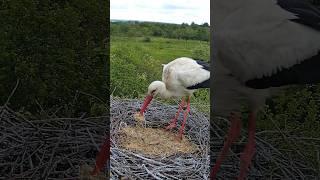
[[211, 0, 320, 179], [139, 57, 210, 140]]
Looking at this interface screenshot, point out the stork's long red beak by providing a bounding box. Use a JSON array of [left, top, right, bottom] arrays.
[[139, 95, 153, 115]]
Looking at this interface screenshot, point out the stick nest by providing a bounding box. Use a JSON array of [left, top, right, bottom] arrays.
[[0, 105, 108, 179], [210, 117, 320, 179], [111, 97, 319, 179], [111, 97, 210, 180]]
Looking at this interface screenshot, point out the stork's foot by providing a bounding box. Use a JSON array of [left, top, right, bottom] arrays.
[[164, 120, 177, 131], [175, 133, 183, 142], [175, 127, 185, 142], [238, 138, 256, 180]]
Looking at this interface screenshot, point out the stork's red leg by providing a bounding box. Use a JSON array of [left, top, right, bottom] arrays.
[[176, 96, 191, 140], [211, 112, 242, 179], [91, 136, 110, 175], [165, 97, 185, 130], [238, 112, 256, 180]]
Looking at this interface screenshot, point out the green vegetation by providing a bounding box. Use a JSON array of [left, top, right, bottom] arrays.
[[111, 21, 209, 41], [110, 22, 210, 114], [0, 0, 108, 117], [257, 86, 320, 169]]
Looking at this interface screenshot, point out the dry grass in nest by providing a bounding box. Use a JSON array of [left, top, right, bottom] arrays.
[[111, 97, 210, 179], [119, 126, 198, 157]]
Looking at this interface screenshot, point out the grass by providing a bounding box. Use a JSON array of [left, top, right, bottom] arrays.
[[110, 36, 210, 115], [111, 36, 209, 62]]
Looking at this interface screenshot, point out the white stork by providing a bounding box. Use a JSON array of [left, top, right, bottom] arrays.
[[139, 57, 210, 140], [212, 0, 320, 179]]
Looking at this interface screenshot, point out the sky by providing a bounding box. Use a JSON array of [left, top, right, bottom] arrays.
[[110, 0, 210, 25]]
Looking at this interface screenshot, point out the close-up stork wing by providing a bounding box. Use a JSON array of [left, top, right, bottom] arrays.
[[214, 0, 320, 82]]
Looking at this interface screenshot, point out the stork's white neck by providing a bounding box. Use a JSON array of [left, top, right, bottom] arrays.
[[157, 81, 173, 99]]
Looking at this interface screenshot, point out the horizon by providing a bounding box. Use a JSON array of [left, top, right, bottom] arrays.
[[110, 19, 209, 26]]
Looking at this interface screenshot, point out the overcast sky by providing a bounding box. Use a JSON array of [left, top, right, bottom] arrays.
[[110, 0, 210, 25]]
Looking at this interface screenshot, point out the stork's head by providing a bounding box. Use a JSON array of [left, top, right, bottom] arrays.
[[147, 81, 165, 96], [139, 81, 166, 115]]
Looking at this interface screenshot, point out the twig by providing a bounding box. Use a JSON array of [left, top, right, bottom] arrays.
[[4, 79, 20, 107], [78, 90, 106, 104], [87, 127, 99, 151]]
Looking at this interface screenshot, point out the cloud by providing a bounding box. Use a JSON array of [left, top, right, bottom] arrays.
[[110, 0, 210, 24], [162, 4, 196, 10]]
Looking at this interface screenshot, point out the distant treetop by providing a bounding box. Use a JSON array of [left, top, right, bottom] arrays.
[[111, 21, 209, 41]]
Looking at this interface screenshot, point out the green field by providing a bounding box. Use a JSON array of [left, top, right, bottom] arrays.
[[110, 36, 210, 114]]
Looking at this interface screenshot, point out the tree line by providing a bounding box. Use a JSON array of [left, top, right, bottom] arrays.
[[111, 21, 210, 41]]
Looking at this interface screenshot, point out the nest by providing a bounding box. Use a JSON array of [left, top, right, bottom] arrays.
[[110, 97, 210, 180], [210, 117, 319, 179], [0, 105, 108, 179], [111, 97, 319, 179]]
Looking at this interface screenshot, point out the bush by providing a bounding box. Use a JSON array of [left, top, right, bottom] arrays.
[[0, 0, 109, 117], [260, 86, 320, 137], [252, 85, 320, 169], [142, 37, 151, 42]]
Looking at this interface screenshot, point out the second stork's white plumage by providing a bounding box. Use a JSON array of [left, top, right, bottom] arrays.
[[139, 57, 210, 140], [212, 0, 320, 179]]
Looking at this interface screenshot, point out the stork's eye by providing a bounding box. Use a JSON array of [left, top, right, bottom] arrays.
[[151, 89, 156, 95]]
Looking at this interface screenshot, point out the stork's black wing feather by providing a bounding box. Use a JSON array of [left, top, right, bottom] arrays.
[[187, 78, 210, 89], [277, 0, 320, 30], [195, 60, 210, 71], [245, 52, 320, 89]]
